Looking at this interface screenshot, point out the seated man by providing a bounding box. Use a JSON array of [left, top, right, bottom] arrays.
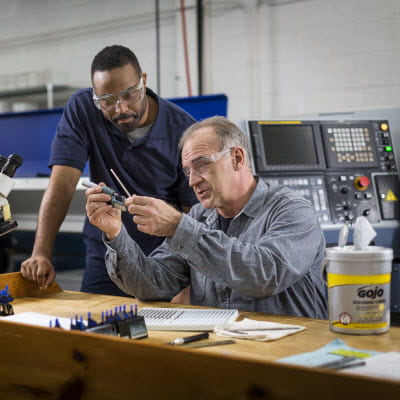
[[85, 116, 327, 318]]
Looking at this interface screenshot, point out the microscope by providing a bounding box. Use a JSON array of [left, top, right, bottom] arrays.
[[0, 154, 23, 237]]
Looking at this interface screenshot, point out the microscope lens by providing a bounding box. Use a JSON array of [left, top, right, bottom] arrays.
[[1, 154, 23, 177], [0, 155, 7, 170]]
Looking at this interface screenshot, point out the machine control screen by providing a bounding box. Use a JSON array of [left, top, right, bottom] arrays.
[[246, 119, 399, 225], [261, 125, 318, 166], [247, 121, 326, 172]]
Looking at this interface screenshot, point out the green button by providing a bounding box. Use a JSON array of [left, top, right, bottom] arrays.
[[385, 146, 393, 152]]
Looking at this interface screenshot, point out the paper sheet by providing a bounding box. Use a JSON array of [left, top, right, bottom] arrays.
[[214, 318, 305, 341], [341, 352, 400, 381], [3, 311, 72, 329], [277, 338, 380, 367]]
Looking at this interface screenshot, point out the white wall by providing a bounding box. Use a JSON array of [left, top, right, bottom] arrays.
[[0, 0, 179, 98], [1, 0, 400, 124], [256, 0, 400, 120]]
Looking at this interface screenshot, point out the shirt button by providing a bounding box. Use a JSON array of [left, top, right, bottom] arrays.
[[177, 243, 184, 250]]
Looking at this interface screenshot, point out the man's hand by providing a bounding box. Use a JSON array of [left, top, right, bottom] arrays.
[[85, 183, 122, 240], [20, 256, 56, 290], [126, 195, 182, 237]]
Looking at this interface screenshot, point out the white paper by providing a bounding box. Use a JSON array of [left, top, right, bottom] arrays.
[[214, 318, 305, 341], [342, 352, 400, 381], [3, 311, 72, 329], [353, 216, 376, 250]]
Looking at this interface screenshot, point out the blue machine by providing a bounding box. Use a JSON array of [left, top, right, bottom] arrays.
[[0, 93, 228, 177]]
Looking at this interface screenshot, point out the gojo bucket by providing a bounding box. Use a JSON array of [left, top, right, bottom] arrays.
[[325, 245, 393, 335]]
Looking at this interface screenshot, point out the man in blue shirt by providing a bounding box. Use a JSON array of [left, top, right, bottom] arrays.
[[20, 45, 197, 296]]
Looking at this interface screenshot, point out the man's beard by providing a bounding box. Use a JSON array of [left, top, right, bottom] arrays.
[[111, 98, 147, 133], [112, 113, 140, 133]]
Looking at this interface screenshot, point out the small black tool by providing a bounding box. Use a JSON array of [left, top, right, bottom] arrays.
[[168, 332, 209, 346], [82, 180, 127, 211], [184, 339, 236, 349], [316, 356, 366, 370]]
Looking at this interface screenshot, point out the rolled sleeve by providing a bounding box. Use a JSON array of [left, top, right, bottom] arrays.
[[104, 224, 190, 300], [103, 226, 134, 286]]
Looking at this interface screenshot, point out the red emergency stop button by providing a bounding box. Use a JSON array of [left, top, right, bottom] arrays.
[[354, 176, 370, 191]]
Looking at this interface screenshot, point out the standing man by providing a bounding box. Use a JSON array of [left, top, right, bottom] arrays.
[[21, 45, 197, 296], [86, 117, 327, 318]]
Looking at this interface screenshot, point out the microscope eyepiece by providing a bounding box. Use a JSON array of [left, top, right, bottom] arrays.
[[0, 155, 7, 170], [0, 154, 23, 177]]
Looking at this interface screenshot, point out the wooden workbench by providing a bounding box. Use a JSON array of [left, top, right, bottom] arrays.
[[1, 272, 399, 399]]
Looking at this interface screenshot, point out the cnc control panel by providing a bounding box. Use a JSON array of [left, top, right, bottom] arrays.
[[246, 120, 400, 228]]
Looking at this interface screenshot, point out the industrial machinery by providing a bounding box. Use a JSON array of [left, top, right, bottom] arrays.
[[0, 154, 23, 237], [245, 119, 400, 314]]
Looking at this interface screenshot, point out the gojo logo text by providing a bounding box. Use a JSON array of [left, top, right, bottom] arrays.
[[357, 286, 384, 299]]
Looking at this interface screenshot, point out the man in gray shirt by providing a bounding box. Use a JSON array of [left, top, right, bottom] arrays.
[[85, 116, 327, 318]]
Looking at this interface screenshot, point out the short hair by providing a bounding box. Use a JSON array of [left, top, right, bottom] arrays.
[[179, 116, 250, 164], [91, 45, 142, 79]]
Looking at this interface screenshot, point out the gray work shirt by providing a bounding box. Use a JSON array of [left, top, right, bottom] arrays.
[[105, 179, 327, 319]]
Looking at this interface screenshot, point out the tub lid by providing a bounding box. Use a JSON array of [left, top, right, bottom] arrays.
[[325, 245, 393, 261]]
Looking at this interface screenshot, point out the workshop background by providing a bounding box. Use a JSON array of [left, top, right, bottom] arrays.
[[1, 0, 400, 290], [1, 0, 400, 122]]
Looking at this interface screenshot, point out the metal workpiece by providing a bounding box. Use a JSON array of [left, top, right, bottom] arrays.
[[82, 180, 127, 212]]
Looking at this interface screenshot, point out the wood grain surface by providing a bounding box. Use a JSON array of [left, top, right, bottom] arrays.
[[1, 272, 399, 399]]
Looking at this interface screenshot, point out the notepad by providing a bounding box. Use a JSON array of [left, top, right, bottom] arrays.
[[138, 307, 239, 331]]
